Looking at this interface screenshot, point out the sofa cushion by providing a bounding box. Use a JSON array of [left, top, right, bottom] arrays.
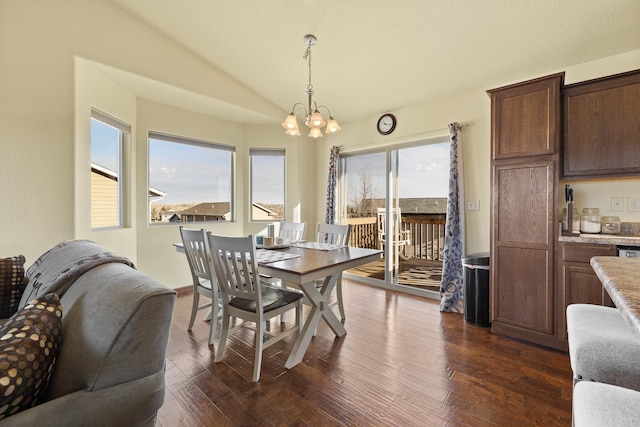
[[0, 293, 62, 420], [0, 256, 28, 318]]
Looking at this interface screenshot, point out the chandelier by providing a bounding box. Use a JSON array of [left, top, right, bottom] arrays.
[[281, 34, 341, 138]]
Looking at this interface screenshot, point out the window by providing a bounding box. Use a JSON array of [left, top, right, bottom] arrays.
[[250, 149, 285, 221], [148, 132, 234, 224], [90, 109, 129, 229]]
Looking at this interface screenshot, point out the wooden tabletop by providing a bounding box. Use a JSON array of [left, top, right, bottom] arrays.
[[591, 256, 640, 337], [258, 246, 382, 285]]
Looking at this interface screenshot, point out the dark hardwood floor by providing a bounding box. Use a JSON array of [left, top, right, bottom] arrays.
[[157, 280, 573, 426]]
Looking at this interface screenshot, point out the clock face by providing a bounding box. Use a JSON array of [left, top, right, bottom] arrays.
[[377, 114, 396, 135]]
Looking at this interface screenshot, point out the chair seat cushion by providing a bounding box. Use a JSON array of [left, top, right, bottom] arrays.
[[573, 381, 640, 426], [230, 285, 302, 313], [567, 304, 640, 390]]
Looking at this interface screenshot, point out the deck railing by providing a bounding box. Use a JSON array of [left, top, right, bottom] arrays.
[[347, 213, 446, 261]]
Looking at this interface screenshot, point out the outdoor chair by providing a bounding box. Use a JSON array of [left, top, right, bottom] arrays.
[[208, 233, 303, 382], [179, 226, 221, 346], [377, 207, 412, 260]]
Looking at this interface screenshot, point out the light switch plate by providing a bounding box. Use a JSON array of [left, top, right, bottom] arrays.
[[611, 197, 625, 211], [467, 200, 480, 211], [629, 197, 640, 212]]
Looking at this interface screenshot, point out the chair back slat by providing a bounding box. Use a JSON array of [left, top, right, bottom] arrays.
[[280, 221, 307, 241], [179, 227, 214, 283], [316, 223, 351, 246], [209, 234, 262, 305]]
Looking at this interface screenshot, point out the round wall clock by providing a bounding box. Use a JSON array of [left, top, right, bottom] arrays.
[[377, 113, 396, 135]]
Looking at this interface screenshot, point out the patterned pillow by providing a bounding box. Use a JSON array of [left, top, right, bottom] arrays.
[[0, 256, 29, 318], [0, 293, 62, 419]]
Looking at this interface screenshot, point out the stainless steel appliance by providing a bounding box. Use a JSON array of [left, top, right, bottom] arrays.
[[617, 246, 640, 258]]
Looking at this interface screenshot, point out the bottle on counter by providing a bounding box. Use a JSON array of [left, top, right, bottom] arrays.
[[601, 216, 621, 235], [580, 208, 601, 234]]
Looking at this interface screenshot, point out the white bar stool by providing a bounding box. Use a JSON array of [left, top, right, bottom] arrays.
[[573, 381, 640, 427], [567, 304, 640, 390]]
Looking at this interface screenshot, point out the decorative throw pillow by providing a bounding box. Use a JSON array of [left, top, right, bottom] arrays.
[[0, 293, 62, 419], [0, 256, 29, 318]]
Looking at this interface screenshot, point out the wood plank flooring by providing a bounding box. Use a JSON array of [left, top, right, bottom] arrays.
[[157, 279, 573, 426]]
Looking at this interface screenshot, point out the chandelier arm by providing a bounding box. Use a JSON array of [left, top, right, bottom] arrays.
[[289, 102, 308, 117]]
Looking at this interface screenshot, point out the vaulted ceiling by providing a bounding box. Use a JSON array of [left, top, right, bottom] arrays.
[[107, 0, 640, 125]]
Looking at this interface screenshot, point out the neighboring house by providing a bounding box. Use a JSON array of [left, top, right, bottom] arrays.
[[180, 202, 231, 222], [347, 197, 448, 218], [252, 203, 283, 220], [91, 163, 166, 227], [160, 210, 180, 222]]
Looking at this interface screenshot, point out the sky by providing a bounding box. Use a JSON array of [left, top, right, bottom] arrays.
[[92, 118, 450, 207], [343, 141, 450, 201]]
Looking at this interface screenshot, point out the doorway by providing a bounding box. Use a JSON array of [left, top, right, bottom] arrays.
[[339, 139, 450, 299]]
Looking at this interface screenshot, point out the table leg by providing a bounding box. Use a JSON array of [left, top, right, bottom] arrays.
[[284, 273, 347, 368]]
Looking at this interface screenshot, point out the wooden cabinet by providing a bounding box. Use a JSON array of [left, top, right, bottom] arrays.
[[488, 73, 564, 350], [563, 69, 640, 178], [558, 243, 616, 340], [489, 73, 564, 159]]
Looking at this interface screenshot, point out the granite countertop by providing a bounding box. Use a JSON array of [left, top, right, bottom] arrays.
[[559, 222, 640, 246], [591, 256, 640, 337], [559, 233, 640, 246]]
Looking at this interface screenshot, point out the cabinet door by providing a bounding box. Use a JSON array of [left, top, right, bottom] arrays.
[[488, 73, 563, 160], [491, 158, 556, 340], [558, 243, 616, 340], [563, 69, 640, 177]]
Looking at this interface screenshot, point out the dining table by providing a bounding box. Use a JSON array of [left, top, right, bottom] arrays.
[[174, 241, 382, 369]]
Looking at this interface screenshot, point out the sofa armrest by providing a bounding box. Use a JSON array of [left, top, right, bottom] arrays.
[[0, 371, 165, 427]]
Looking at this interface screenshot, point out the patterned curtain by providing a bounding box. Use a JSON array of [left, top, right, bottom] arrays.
[[325, 146, 339, 224], [440, 122, 465, 312]]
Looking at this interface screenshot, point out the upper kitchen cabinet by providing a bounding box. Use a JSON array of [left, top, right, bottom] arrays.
[[563, 69, 640, 178], [488, 73, 564, 160]]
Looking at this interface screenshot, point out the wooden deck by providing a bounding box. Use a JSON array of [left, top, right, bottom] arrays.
[[348, 258, 443, 292]]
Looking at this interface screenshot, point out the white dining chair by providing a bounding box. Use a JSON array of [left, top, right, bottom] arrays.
[[279, 221, 307, 242], [207, 233, 303, 382], [314, 223, 351, 321], [179, 226, 220, 346]]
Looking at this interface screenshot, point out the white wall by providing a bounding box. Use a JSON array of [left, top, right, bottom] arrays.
[[316, 49, 640, 255], [0, 0, 286, 287]]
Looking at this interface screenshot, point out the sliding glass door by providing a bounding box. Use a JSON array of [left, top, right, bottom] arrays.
[[339, 139, 450, 298]]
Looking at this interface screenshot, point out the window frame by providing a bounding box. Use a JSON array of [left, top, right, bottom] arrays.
[[90, 109, 130, 230], [249, 148, 286, 222], [147, 131, 236, 225]]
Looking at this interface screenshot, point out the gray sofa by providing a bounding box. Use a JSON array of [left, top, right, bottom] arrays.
[[0, 240, 176, 426]]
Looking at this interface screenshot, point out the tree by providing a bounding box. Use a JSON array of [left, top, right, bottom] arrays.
[[348, 167, 377, 217]]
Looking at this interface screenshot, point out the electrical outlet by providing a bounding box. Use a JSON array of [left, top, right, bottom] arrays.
[[467, 200, 480, 211], [611, 197, 625, 212], [629, 197, 640, 212]]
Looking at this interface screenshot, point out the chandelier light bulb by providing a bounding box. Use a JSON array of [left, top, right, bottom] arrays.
[[309, 111, 326, 128], [308, 127, 323, 138], [325, 117, 341, 133]]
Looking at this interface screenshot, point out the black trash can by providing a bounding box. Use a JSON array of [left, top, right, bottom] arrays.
[[462, 252, 490, 327]]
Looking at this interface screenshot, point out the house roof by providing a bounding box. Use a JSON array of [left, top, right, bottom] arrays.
[[180, 202, 231, 216], [91, 162, 165, 197]]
